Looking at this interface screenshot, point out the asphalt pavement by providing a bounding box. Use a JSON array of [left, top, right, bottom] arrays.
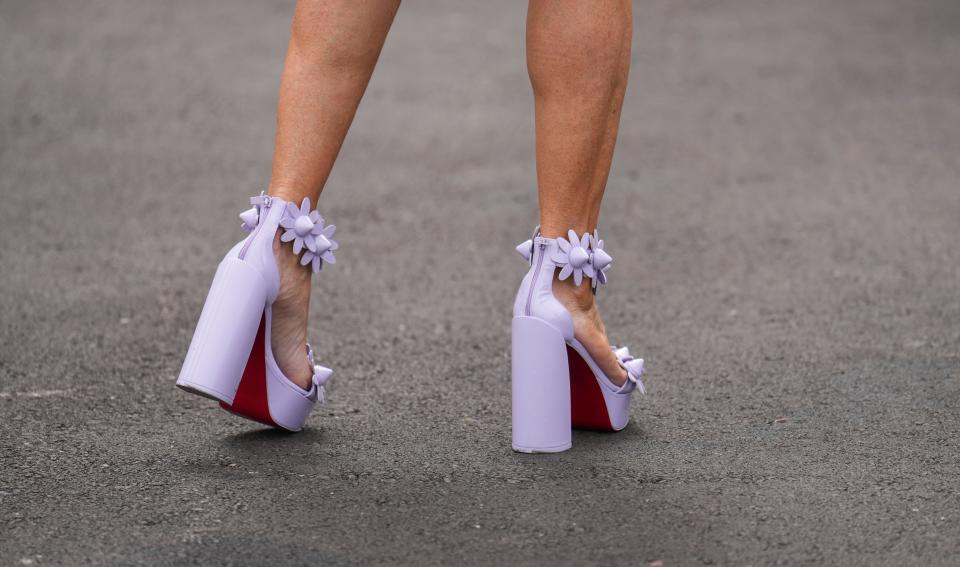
[[2, 0, 959, 565]]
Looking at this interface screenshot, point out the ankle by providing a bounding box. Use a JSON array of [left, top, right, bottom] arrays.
[[273, 233, 313, 289], [552, 276, 595, 313], [268, 183, 317, 205]]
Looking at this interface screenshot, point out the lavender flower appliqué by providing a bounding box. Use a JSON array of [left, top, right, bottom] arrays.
[[239, 206, 261, 233], [589, 229, 612, 289], [552, 230, 596, 286], [279, 197, 338, 273], [613, 346, 646, 395]]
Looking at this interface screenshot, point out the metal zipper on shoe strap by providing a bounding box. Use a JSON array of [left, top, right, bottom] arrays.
[[525, 241, 547, 317], [238, 195, 273, 260]]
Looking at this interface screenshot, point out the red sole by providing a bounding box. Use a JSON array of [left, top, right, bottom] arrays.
[[568, 345, 615, 431], [219, 313, 279, 427]]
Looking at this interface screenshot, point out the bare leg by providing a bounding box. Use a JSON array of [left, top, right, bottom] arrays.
[[268, 0, 399, 388], [527, 0, 632, 385]]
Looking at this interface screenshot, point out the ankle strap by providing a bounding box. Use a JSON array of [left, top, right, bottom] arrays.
[[516, 227, 612, 291], [239, 192, 339, 273]]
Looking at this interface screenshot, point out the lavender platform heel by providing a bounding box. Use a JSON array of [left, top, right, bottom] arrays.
[[511, 228, 646, 453], [176, 193, 337, 431]]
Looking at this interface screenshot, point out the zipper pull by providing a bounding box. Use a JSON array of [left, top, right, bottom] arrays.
[[250, 191, 273, 208]]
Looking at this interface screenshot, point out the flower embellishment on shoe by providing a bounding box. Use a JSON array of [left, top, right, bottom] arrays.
[[552, 229, 596, 287], [306, 344, 333, 403], [613, 346, 645, 395], [299, 236, 338, 273], [239, 207, 260, 232], [515, 225, 541, 264], [279, 197, 338, 273], [516, 239, 534, 263], [239, 192, 274, 232], [589, 230, 613, 290], [516, 227, 613, 289]]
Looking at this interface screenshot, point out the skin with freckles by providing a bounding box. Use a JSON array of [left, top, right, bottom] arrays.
[[267, 0, 632, 388]]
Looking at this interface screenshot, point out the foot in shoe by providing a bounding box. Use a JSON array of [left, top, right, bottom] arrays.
[[270, 231, 315, 390], [552, 276, 629, 386]]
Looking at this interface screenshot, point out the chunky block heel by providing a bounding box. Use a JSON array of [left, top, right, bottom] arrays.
[[511, 316, 572, 453], [177, 256, 269, 405], [511, 228, 646, 451]]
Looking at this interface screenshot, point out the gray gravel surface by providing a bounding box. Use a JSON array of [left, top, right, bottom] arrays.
[[2, 0, 959, 565]]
